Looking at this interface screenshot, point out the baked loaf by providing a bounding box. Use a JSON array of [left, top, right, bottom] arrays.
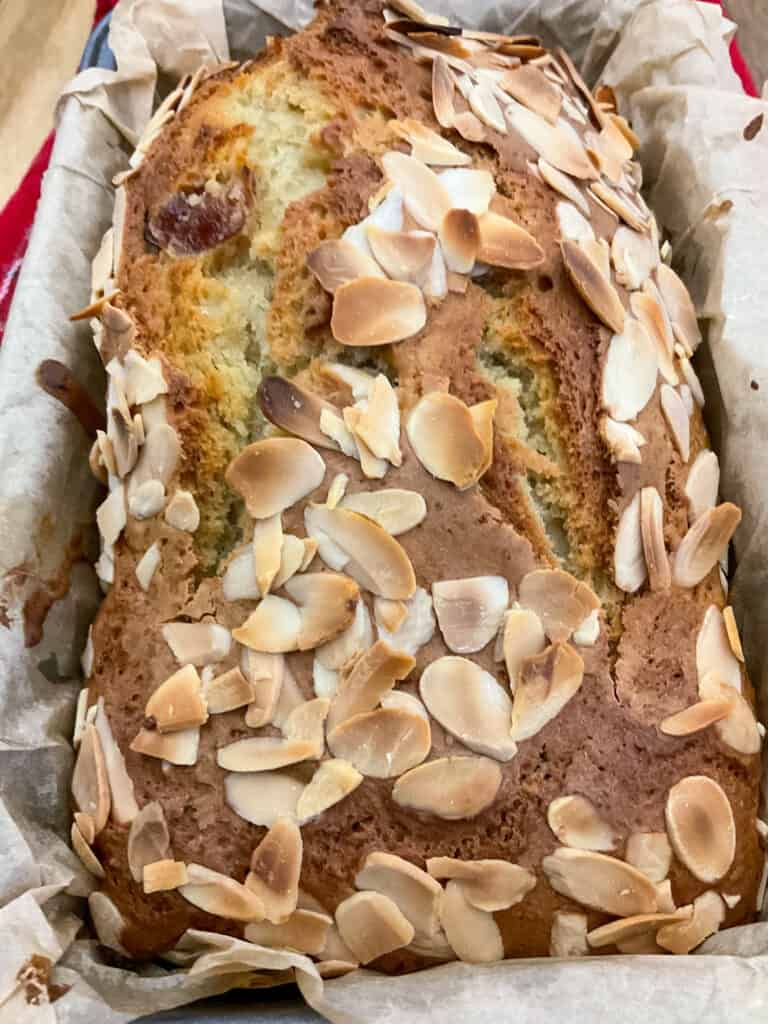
[[71, 0, 765, 973]]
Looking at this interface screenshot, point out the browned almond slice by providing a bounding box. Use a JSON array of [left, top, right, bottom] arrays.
[[304, 505, 416, 599], [439, 880, 503, 963], [335, 891, 415, 965], [93, 699, 139, 824], [655, 879, 677, 913], [677, 352, 705, 406], [327, 639, 414, 732], [243, 650, 286, 726], [505, 101, 596, 179], [590, 180, 648, 231], [88, 891, 128, 955], [502, 606, 546, 690], [381, 151, 452, 231], [225, 771, 304, 827], [202, 667, 254, 714], [70, 289, 120, 321], [542, 848, 658, 916], [71, 820, 105, 878], [130, 725, 200, 766], [588, 909, 691, 949], [518, 568, 600, 643], [600, 416, 646, 464], [419, 656, 516, 761], [581, 236, 611, 280], [307, 238, 383, 294], [722, 606, 745, 662], [296, 758, 363, 824], [453, 110, 486, 143], [660, 385, 690, 461], [233, 596, 302, 653], [122, 349, 167, 405], [538, 159, 589, 215], [244, 909, 332, 955], [316, 960, 359, 979], [511, 643, 584, 741], [180, 863, 265, 922], [272, 533, 308, 590], [660, 696, 732, 736], [698, 676, 760, 756], [547, 795, 617, 851], [217, 736, 316, 773], [392, 756, 502, 819], [639, 486, 671, 592], [426, 858, 536, 912], [145, 664, 208, 733], [469, 398, 496, 476], [392, 118, 471, 167], [127, 801, 170, 882], [656, 263, 701, 355], [350, 374, 402, 467], [625, 832, 672, 883], [611, 225, 658, 290], [477, 211, 544, 270], [614, 491, 646, 593], [161, 622, 231, 667], [630, 289, 677, 385], [561, 239, 625, 333], [366, 224, 435, 282], [343, 406, 388, 478], [129, 422, 180, 493], [469, 80, 506, 133], [432, 576, 509, 654], [74, 810, 95, 844], [406, 391, 486, 489], [432, 55, 456, 128], [549, 911, 588, 957], [283, 573, 360, 650], [164, 490, 199, 532], [316, 600, 373, 671], [327, 705, 430, 778], [283, 697, 330, 759], [501, 64, 561, 123], [374, 597, 408, 633], [331, 276, 426, 347], [245, 818, 302, 924], [356, 852, 443, 937], [226, 437, 326, 519], [258, 376, 342, 452], [439, 209, 480, 274], [72, 723, 110, 834], [696, 605, 742, 691], [672, 503, 741, 589], [377, 586, 436, 656], [143, 859, 188, 894], [656, 891, 725, 954], [665, 775, 735, 883]]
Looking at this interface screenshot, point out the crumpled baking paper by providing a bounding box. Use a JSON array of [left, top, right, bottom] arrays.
[[1, 0, 767, 1021]]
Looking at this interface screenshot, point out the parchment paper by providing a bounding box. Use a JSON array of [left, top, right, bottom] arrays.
[[1, 1, 767, 1021]]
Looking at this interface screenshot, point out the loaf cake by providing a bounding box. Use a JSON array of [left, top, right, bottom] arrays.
[[69, 0, 766, 974]]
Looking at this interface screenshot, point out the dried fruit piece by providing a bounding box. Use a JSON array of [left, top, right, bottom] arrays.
[[439, 208, 480, 274], [244, 909, 332, 955], [127, 802, 170, 882], [432, 576, 509, 654], [245, 818, 302, 924], [656, 264, 701, 355], [698, 676, 760, 755], [161, 622, 231, 667], [501, 64, 561, 123], [600, 417, 646, 464], [477, 211, 544, 269], [130, 726, 200, 766], [327, 704, 430, 778], [672, 503, 741, 588], [542, 848, 658, 916], [656, 891, 725, 954], [296, 759, 363, 824], [327, 640, 414, 731], [426, 858, 536, 912], [587, 909, 691, 949], [202, 667, 254, 714], [439, 880, 503, 963], [561, 239, 625, 333], [614, 491, 646, 593], [505, 101, 596, 179], [356, 853, 443, 938], [143, 860, 188, 894], [502, 606, 546, 690], [518, 569, 599, 644], [145, 664, 208, 732], [406, 391, 487, 489], [511, 643, 584, 740], [179, 864, 265, 922], [665, 776, 736, 883], [639, 486, 670, 592], [72, 723, 110, 834], [225, 771, 304, 827], [339, 488, 426, 535], [624, 832, 672, 883], [547, 795, 617, 851], [549, 911, 589, 957], [538, 159, 589, 215], [226, 438, 325, 519], [335, 891, 415, 965], [392, 756, 502, 819], [307, 238, 383, 293], [660, 385, 690, 461]]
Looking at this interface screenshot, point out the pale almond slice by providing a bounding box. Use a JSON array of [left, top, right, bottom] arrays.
[[698, 676, 761, 755], [164, 490, 200, 532], [502, 606, 547, 690], [561, 239, 625, 334], [296, 758, 363, 824], [391, 118, 470, 167], [351, 374, 402, 467], [654, 879, 677, 913], [327, 639, 415, 731], [316, 599, 374, 671], [316, 960, 359, 979], [244, 909, 332, 955], [677, 352, 705, 407], [217, 737, 316, 773], [202, 667, 254, 714], [93, 698, 139, 824], [630, 290, 677, 385], [685, 450, 720, 522], [611, 225, 658, 290], [127, 479, 165, 520], [377, 586, 437, 656], [406, 391, 486, 489], [614, 491, 646, 593], [96, 486, 127, 547], [432, 576, 509, 654], [600, 417, 646, 464], [89, 891, 130, 957], [505, 100, 596, 179], [437, 168, 496, 216], [660, 385, 690, 462], [72, 723, 110, 834], [127, 801, 170, 882], [656, 264, 701, 355], [222, 544, 260, 601], [538, 159, 589, 215], [660, 699, 732, 737], [665, 775, 736, 883], [271, 661, 305, 730], [556, 200, 594, 243], [589, 180, 648, 231], [432, 55, 456, 128], [500, 64, 561, 123], [721, 892, 741, 909], [420, 232, 447, 300], [71, 820, 105, 878], [469, 80, 506, 132], [426, 858, 536, 912], [602, 316, 657, 423], [304, 505, 415, 600], [476, 211, 544, 270], [313, 660, 338, 700], [284, 572, 360, 650], [244, 818, 302, 924], [161, 622, 231, 667], [122, 349, 168, 405], [226, 438, 326, 519], [392, 756, 502, 819], [75, 811, 95, 844], [511, 643, 584, 741], [331, 276, 426, 347], [233, 596, 302, 653], [549, 911, 589, 957], [696, 605, 742, 692], [301, 537, 318, 570], [542, 848, 658, 916], [306, 238, 383, 293], [625, 832, 673, 883], [366, 224, 435, 282], [419, 656, 516, 761], [145, 664, 208, 732], [258, 376, 342, 452], [672, 503, 741, 588], [439, 209, 480, 274], [243, 650, 285, 726], [656, 891, 725, 954], [339, 489, 426, 537], [439, 880, 503, 964], [453, 110, 486, 143], [375, 597, 408, 633], [356, 852, 443, 938], [180, 863, 265, 922], [283, 698, 329, 759], [381, 151, 452, 231], [587, 909, 691, 949], [129, 422, 180, 491], [518, 569, 599, 644], [335, 891, 414, 965], [130, 726, 199, 766], [343, 406, 389, 478], [580, 236, 610, 279], [143, 859, 188, 894], [469, 398, 496, 476], [136, 541, 161, 591], [722, 606, 745, 662], [547, 795, 617, 851], [327, 704, 430, 778], [225, 771, 304, 827], [639, 486, 671, 592]]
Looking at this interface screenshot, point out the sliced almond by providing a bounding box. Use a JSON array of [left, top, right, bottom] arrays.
[[672, 503, 741, 588], [143, 859, 188, 894], [696, 605, 742, 692], [588, 908, 691, 949], [283, 698, 329, 759], [654, 878, 677, 913], [96, 486, 127, 547], [659, 385, 690, 462], [453, 110, 486, 143], [561, 239, 625, 334], [244, 909, 332, 955], [224, 771, 304, 827], [392, 756, 501, 819], [639, 486, 671, 592], [203, 667, 254, 714], [129, 423, 180, 491], [439, 880, 503, 964], [677, 352, 705, 407], [316, 599, 374, 670], [614, 491, 646, 593], [426, 858, 536, 912], [611, 225, 658, 290], [518, 569, 599, 644], [556, 200, 594, 243], [439, 209, 480, 274], [477, 211, 544, 270], [467, 80, 505, 132], [505, 101, 596, 179], [245, 818, 302, 924], [296, 759, 363, 824], [74, 811, 95, 845], [335, 891, 415, 965], [232, 595, 304, 654], [366, 224, 435, 282], [406, 391, 486, 489], [222, 545, 260, 601], [502, 606, 547, 690], [145, 664, 208, 732], [258, 376, 341, 453], [128, 479, 166, 520], [271, 661, 305, 729], [72, 723, 110, 834], [419, 656, 516, 761], [179, 864, 265, 922], [438, 168, 496, 216], [624, 832, 672, 883], [307, 238, 383, 293], [217, 736, 316, 773], [249, 514, 283, 598], [381, 151, 452, 231], [630, 289, 677, 385], [656, 891, 725, 954], [122, 349, 167, 405], [161, 622, 231, 667], [313, 659, 339, 699], [285, 572, 360, 650], [374, 597, 408, 634], [580, 236, 610, 279], [542, 847, 658, 916], [589, 180, 648, 231], [547, 795, 617, 851], [327, 704, 430, 778], [350, 374, 402, 467], [226, 438, 326, 519], [538, 159, 589, 215], [343, 406, 389, 478], [391, 118, 470, 167], [127, 801, 170, 882], [93, 699, 139, 824], [339, 488, 426, 535], [511, 643, 584, 741], [684, 450, 719, 522], [500, 64, 561, 123], [432, 576, 508, 654], [164, 490, 199, 532], [660, 699, 731, 737], [377, 586, 436, 656], [432, 55, 456, 128], [356, 852, 443, 938], [469, 398, 496, 477], [130, 725, 199, 765], [722, 606, 745, 662], [88, 892, 128, 955], [665, 775, 736, 883], [316, 960, 359, 979], [656, 264, 701, 356], [327, 640, 415, 731], [698, 676, 761, 756], [136, 541, 161, 592], [549, 911, 588, 957], [71, 820, 105, 878], [600, 416, 646, 464], [243, 650, 285, 726]]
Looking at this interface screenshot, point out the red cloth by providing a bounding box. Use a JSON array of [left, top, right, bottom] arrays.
[[0, 1, 758, 343]]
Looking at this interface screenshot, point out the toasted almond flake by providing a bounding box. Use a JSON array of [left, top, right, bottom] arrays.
[[423, 236, 449, 298], [325, 474, 348, 510], [549, 911, 589, 957], [538, 159, 589, 215], [475, 210, 544, 270], [296, 759, 363, 825], [89, 891, 128, 955], [660, 699, 732, 737], [437, 168, 496, 217], [665, 775, 736, 883], [407, 391, 487, 489], [304, 505, 415, 600], [129, 423, 180, 493], [657, 264, 701, 355], [271, 534, 307, 590], [502, 606, 547, 690], [243, 650, 285, 726], [356, 852, 443, 937], [677, 351, 705, 407], [327, 703, 430, 778], [225, 771, 304, 827], [439, 880, 503, 963], [145, 664, 208, 732], [244, 909, 332, 955], [72, 723, 110, 834], [71, 820, 105, 878], [518, 569, 599, 644], [75, 811, 95, 845], [630, 289, 677, 385], [656, 891, 725, 954], [453, 110, 486, 143], [375, 597, 408, 633], [251, 514, 283, 598], [469, 398, 496, 476], [70, 290, 120, 321], [659, 385, 691, 462], [392, 756, 501, 819], [93, 699, 139, 823], [419, 656, 516, 761], [351, 374, 402, 467], [505, 100, 596, 179], [232, 596, 302, 653], [300, 537, 318, 571], [258, 378, 341, 454], [180, 864, 265, 922], [343, 406, 389, 478], [547, 795, 617, 851], [313, 658, 339, 699], [381, 151, 452, 231], [142, 859, 188, 894], [561, 239, 625, 333], [602, 318, 658, 424], [244, 818, 302, 924], [203, 667, 254, 714], [654, 878, 677, 913], [600, 416, 646, 464], [226, 438, 326, 520], [73, 688, 90, 746], [316, 960, 359, 978], [221, 545, 259, 601], [696, 605, 742, 692], [366, 224, 435, 282], [391, 118, 470, 167], [543, 847, 658, 916], [135, 541, 161, 592], [316, 599, 373, 670], [96, 486, 127, 548], [336, 891, 414, 965], [283, 698, 329, 759], [684, 450, 719, 524], [439, 209, 480, 274], [331, 277, 426, 347], [589, 179, 647, 231], [218, 736, 316, 773], [127, 801, 170, 882], [377, 586, 436, 656], [500, 64, 561, 123], [128, 479, 165, 520], [426, 857, 536, 912], [90, 432, 114, 483], [556, 200, 594, 243], [611, 225, 658, 290], [614, 491, 646, 593], [162, 622, 231, 667], [580, 236, 611, 280], [639, 486, 671, 592], [698, 676, 761, 755], [130, 726, 200, 765], [432, 576, 509, 654], [588, 909, 691, 949], [307, 239, 383, 294], [121, 350, 167, 406], [468, 80, 506, 132], [672, 503, 741, 588], [721, 606, 744, 662], [721, 892, 741, 909], [511, 642, 584, 741], [432, 55, 456, 128]]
